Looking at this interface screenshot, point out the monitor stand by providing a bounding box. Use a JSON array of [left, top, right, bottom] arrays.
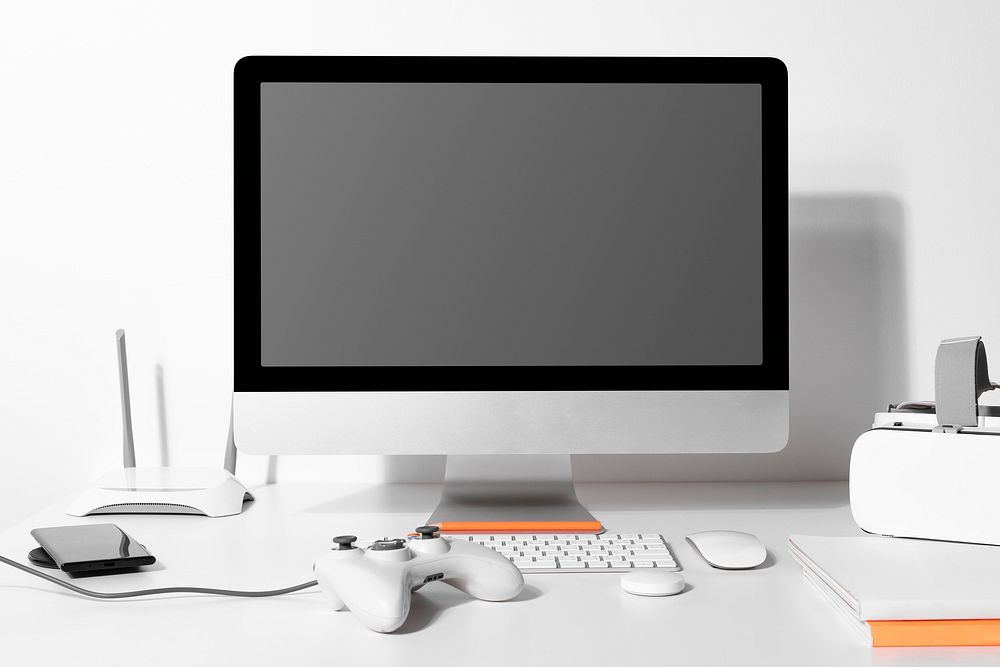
[[426, 454, 604, 534]]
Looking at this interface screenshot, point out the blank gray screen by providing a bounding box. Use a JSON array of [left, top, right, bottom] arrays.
[[260, 82, 762, 366]]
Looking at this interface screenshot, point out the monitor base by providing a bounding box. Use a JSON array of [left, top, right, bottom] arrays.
[[427, 454, 603, 534]]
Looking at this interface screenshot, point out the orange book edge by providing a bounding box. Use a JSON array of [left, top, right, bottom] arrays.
[[436, 520, 604, 534], [869, 619, 1000, 647]]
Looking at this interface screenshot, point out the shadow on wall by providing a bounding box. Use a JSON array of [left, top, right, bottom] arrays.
[[380, 194, 909, 484], [574, 194, 910, 481]]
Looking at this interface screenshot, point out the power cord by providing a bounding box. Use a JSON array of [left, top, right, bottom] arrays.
[[0, 554, 316, 599]]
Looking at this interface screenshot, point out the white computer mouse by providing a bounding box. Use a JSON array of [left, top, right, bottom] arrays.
[[620, 570, 686, 597], [686, 530, 766, 569]]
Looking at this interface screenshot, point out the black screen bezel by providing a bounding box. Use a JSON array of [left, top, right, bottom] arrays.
[[234, 56, 788, 392]]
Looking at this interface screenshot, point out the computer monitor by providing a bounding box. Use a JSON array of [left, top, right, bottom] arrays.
[[233, 56, 788, 532]]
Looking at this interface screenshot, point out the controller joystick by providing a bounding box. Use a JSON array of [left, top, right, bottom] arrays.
[[408, 526, 448, 556], [315, 526, 524, 632], [415, 525, 440, 539], [332, 535, 358, 551]]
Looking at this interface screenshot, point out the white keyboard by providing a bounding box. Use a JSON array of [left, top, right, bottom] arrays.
[[446, 533, 679, 572]]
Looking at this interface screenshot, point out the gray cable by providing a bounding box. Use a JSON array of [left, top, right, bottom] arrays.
[[0, 554, 316, 599]]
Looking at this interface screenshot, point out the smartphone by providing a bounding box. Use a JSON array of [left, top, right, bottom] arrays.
[[30, 524, 155, 573]]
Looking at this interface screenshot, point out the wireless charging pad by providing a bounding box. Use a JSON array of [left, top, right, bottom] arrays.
[[28, 547, 57, 569]]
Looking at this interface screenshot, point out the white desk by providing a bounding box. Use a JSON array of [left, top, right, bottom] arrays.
[[0, 481, 995, 666]]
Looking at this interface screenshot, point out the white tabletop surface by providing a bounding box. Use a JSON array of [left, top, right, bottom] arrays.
[[1, 481, 997, 666]]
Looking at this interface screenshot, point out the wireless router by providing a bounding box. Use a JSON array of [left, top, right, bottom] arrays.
[[67, 330, 254, 518]]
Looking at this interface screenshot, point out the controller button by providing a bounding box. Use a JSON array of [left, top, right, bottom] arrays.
[[332, 535, 358, 550]]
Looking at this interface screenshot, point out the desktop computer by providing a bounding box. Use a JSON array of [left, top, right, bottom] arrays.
[[231, 56, 789, 535], [0, 56, 790, 612]]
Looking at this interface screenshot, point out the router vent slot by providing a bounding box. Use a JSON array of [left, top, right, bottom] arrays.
[[91, 503, 203, 515]]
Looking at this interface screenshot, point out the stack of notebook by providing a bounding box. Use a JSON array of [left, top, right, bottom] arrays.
[[789, 534, 1000, 647]]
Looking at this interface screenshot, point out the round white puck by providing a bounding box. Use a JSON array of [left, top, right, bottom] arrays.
[[620, 570, 686, 597]]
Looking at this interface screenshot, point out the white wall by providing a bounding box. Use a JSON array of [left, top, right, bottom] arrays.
[[3, 1, 1000, 529]]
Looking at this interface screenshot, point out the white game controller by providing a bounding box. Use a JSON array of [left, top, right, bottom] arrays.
[[314, 526, 525, 633]]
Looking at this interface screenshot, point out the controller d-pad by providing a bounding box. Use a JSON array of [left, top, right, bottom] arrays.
[[370, 538, 407, 551]]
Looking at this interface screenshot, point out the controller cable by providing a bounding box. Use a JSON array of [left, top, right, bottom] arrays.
[[0, 554, 317, 599]]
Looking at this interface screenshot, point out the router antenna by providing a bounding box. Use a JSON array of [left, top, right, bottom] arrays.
[[116, 329, 137, 468], [223, 396, 238, 475]]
